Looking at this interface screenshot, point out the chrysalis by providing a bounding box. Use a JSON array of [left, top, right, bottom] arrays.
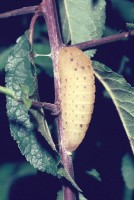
[[58, 47, 95, 152]]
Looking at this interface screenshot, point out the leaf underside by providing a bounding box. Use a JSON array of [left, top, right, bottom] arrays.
[[58, 0, 106, 58], [5, 32, 58, 175], [94, 61, 134, 154]]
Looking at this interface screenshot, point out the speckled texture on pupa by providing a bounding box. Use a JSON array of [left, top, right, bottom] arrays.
[[58, 47, 95, 152]]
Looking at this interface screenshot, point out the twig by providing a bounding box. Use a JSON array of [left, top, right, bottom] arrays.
[[18, 98, 60, 114], [41, 0, 76, 199], [0, 4, 134, 52], [0, 6, 39, 18], [32, 101, 61, 115], [29, 13, 40, 46], [2, 1, 134, 200], [73, 31, 134, 51]]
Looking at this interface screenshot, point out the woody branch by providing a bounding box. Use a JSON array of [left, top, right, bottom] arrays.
[[0, 5, 134, 51], [0, 1, 134, 200]]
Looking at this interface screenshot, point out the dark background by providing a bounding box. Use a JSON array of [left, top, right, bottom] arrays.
[[0, 0, 134, 199]]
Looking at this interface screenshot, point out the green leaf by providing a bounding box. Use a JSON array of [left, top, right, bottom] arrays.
[[0, 162, 36, 200], [34, 43, 53, 77], [56, 190, 64, 200], [126, 22, 134, 30], [86, 169, 101, 182], [20, 85, 30, 97], [58, 0, 106, 57], [29, 108, 57, 152], [57, 168, 82, 192], [5, 33, 82, 190], [57, 0, 70, 44], [121, 154, 134, 189], [33, 43, 50, 55], [5, 32, 58, 175], [78, 193, 88, 200], [19, 85, 32, 109], [0, 86, 16, 100], [0, 46, 12, 72], [113, 0, 134, 22], [93, 61, 134, 154], [22, 98, 32, 110]]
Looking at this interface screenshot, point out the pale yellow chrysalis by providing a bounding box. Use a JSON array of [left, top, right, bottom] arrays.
[[58, 47, 95, 152]]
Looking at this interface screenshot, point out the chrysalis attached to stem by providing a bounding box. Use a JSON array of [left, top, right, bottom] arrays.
[[58, 47, 95, 152]]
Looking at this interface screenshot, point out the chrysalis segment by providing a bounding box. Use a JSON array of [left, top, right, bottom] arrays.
[[58, 47, 95, 152]]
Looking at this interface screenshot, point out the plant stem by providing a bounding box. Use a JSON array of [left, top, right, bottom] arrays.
[[0, 5, 134, 51], [74, 31, 134, 51], [32, 101, 61, 115], [29, 13, 40, 46], [60, 147, 76, 200], [41, 0, 76, 199], [1, 2, 134, 199], [0, 2, 76, 199], [0, 5, 39, 18]]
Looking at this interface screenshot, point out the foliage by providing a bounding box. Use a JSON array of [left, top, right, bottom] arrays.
[[94, 61, 134, 154], [58, 0, 106, 57], [86, 169, 101, 182], [0, 0, 134, 199], [5, 33, 59, 175], [121, 154, 134, 190], [0, 162, 36, 200], [4, 31, 81, 192], [0, 47, 12, 72]]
